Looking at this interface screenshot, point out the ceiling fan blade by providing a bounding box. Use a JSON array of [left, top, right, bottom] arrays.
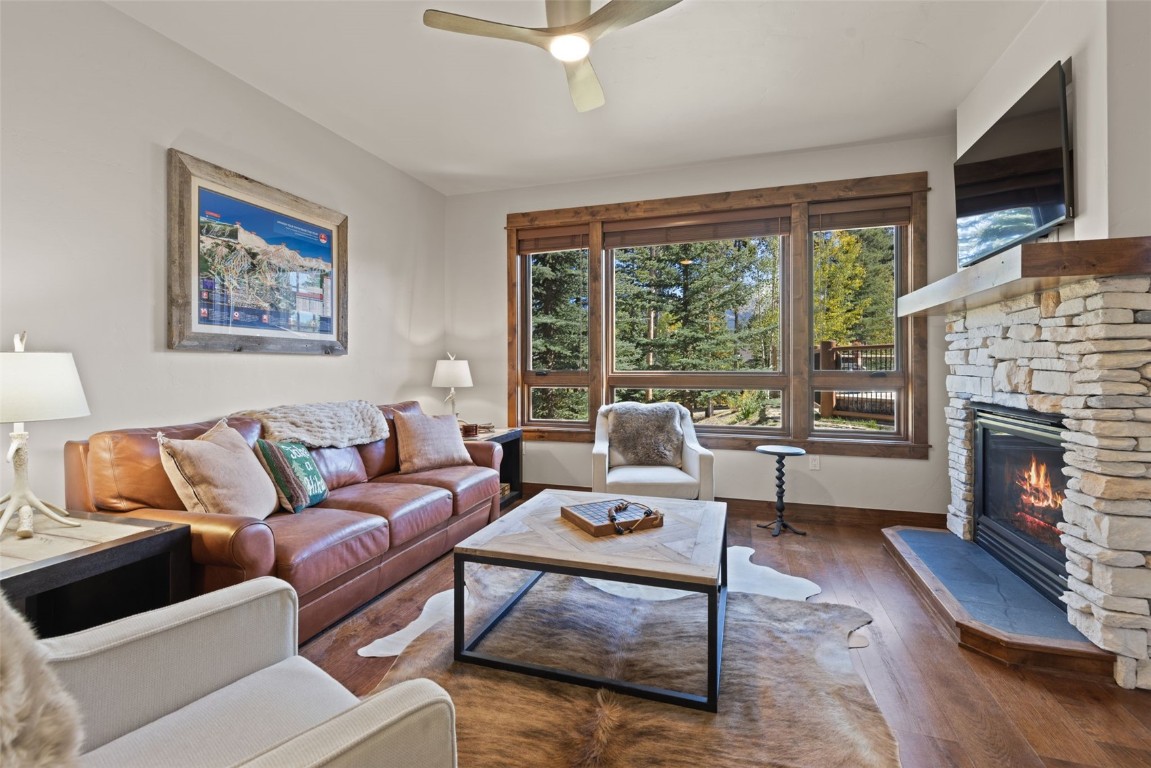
[[423, 9, 550, 50], [575, 0, 683, 44], [563, 58, 605, 112], [545, 0, 591, 27]]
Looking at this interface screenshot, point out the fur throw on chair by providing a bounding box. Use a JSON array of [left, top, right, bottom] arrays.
[[601, 401, 684, 467], [0, 595, 82, 767]]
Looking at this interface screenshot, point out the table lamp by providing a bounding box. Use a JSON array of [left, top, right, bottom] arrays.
[[0, 332, 90, 538], [432, 354, 472, 419]]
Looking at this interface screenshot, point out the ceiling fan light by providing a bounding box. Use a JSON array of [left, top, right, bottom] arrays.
[[549, 34, 590, 62]]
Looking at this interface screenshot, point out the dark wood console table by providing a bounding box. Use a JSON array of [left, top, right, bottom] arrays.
[[467, 428, 523, 509], [0, 512, 191, 637]]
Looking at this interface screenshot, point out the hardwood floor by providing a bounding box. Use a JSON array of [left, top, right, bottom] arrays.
[[302, 510, 1151, 768]]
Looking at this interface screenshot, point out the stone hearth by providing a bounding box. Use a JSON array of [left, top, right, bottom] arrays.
[[944, 275, 1151, 689]]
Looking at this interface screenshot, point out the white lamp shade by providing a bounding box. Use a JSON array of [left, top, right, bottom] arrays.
[[0, 352, 90, 424], [432, 359, 473, 389]]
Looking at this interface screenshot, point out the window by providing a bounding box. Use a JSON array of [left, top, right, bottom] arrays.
[[508, 173, 929, 458]]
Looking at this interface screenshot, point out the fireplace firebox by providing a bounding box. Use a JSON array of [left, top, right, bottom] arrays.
[[973, 404, 1068, 605]]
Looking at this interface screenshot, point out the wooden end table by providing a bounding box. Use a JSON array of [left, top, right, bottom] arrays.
[[464, 428, 523, 509], [1, 512, 191, 637]]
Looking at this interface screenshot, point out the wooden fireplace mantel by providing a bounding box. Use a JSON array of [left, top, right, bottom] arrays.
[[898, 236, 1151, 317]]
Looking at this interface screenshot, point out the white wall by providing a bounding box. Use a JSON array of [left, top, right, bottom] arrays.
[[957, 0, 1150, 242], [0, 1, 449, 498], [1106, 0, 1151, 239], [444, 135, 958, 514]]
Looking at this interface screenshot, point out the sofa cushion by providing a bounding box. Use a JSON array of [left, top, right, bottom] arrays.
[[318, 483, 453, 547], [87, 417, 262, 512], [605, 465, 700, 500], [262, 507, 389, 598], [394, 412, 473, 474], [254, 440, 329, 513], [158, 420, 278, 520], [309, 446, 369, 490], [78, 656, 356, 768], [377, 465, 498, 517]]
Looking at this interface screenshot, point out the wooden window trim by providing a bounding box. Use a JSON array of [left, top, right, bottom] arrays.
[[507, 172, 931, 458]]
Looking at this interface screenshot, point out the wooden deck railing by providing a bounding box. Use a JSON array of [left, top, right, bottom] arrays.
[[814, 341, 896, 422]]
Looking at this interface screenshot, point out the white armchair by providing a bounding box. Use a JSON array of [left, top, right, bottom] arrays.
[[7, 577, 456, 768], [592, 402, 714, 501]]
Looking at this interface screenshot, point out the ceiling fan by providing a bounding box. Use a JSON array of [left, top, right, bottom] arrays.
[[423, 0, 682, 112]]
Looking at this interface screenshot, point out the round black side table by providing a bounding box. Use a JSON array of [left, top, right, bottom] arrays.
[[755, 445, 807, 537]]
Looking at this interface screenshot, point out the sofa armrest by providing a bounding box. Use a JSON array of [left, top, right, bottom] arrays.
[[681, 438, 715, 501], [463, 440, 502, 471], [43, 577, 298, 752], [238, 679, 456, 768], [122, 507, 275, 576]]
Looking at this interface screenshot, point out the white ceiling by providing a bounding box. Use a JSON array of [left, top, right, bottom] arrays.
[[111, 0, 1043, 196]]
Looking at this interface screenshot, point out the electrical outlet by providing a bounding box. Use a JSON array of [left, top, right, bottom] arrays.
[[808, 455, 820, 471]]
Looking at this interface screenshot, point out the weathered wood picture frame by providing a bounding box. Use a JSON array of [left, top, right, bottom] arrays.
[[167, 149, 349, 355]]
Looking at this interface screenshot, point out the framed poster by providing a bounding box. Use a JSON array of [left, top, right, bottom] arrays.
[[167, 149, 348, 355]]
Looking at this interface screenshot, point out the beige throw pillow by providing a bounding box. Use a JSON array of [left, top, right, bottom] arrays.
[[394, 412, 474, 474], [158, 420, 278, 520]]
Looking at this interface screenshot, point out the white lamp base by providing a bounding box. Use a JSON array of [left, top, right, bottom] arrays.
[[0, 432, 80, 538]]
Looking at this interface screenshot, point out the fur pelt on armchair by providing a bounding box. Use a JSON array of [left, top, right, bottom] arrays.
[[0, 594, 82, 767]]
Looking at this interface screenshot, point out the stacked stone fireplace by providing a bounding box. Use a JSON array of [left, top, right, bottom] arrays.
[[944, 275, 1151, 690]]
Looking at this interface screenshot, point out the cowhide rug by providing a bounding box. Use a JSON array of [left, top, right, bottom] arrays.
[[359, 546, 843, 658], [376, 567, 900, 768]]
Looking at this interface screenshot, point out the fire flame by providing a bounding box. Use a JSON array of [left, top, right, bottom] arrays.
[[1014, 455, 1063, 510]]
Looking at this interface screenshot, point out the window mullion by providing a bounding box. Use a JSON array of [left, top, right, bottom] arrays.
[[589, 222, 605, 421], [509, 227, 524, 427], [788, 202, 812, 441]]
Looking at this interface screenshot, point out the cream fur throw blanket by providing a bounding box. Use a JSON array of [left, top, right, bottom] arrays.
[[233, 399, 390, 448], [0, 595, 82, 767]]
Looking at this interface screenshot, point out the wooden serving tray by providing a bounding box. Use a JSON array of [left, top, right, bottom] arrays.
[[560, 498, 665, 537]]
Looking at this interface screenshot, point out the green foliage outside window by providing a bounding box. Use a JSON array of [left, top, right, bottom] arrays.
[[812, 227, 895, 348], [613, 237, 783, 375]]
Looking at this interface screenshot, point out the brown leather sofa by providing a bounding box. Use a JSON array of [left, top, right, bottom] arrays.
[[63, 401, 501, 640]]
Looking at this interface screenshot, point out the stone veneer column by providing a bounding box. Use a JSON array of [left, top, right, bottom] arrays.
[[943, 275, 1151, 690]]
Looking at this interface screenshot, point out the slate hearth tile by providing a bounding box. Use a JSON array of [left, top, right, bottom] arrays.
[[896, 528, 1090, 643]]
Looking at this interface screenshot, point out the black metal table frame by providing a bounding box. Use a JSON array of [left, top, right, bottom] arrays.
[[453, 527, 728, 712]]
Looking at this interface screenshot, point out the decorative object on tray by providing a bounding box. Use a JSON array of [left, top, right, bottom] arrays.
[[0, 332, 90, 538], [561, 498, 664, 537], [167, 149, 348, 356], [459, 422, 479, 438]]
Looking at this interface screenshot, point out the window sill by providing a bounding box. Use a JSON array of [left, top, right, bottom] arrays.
[[522, 427, 930, 459]]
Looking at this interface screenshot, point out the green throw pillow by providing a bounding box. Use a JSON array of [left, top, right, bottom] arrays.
[[254, 439, 329, 513]]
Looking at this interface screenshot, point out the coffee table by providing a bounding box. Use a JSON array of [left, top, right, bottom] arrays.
[[453, 489, 728, 711]]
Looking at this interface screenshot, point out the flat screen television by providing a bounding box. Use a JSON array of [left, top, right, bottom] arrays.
[[955, 62, 1073, 268]]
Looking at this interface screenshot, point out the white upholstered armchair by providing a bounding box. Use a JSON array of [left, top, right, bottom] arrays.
[[592, 402, 715, 501], [1, 577, 456, 768]]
